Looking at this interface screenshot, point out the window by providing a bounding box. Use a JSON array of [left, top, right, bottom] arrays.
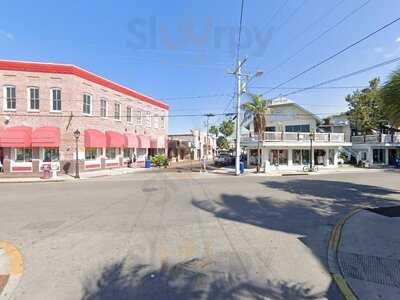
[[85, 148, 101, 160], [302, 149, 310, 165], [114, 103, 121, 120], [136, 148, 146, 161], [83, 94, 92, 114], [28, 87, 40, 110], [4, 86, 16, 110], [100, 99, 107, 118], [136, 110, 143, 125], [153, 115, 159, 129], [361, 152, 367, 161], [43, 148, 59, 162], [106, 148, 120, 159], [51, 89, 62, 111], [285, 125, 310, 132], [269, 150, 288, 165], [145, 111, 151, 127], [160, 116, 165, 129], [329, 149, 335, 165], [265, 126, 276, 132], [293, 150, 301, 165], [15, 148, 32, 162], [373, 149, 386, 164], [123, 148, 133, 158], [127, 107, 132, 123]]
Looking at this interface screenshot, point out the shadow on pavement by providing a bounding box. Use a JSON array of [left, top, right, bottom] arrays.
[[81, 258, 323, 300], [191, 179, 400, 299]]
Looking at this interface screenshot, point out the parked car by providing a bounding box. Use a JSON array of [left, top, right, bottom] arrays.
[[214, 154, 234, 167]]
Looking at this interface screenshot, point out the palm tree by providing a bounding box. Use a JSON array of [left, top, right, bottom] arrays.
[[242, 94, 271, 173], [381, 68, 400, 127]]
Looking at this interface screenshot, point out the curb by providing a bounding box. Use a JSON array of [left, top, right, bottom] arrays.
[[0, 241, 23, 299], [327, 209, 362, 300]]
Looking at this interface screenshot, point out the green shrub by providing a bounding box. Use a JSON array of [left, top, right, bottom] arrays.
[[151, 154, 169, 168]]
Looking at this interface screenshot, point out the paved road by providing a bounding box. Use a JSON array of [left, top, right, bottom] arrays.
[[0, 171, 399, 299]]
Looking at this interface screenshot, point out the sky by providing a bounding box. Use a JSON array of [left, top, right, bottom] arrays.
[[0, 0, 399, 134]]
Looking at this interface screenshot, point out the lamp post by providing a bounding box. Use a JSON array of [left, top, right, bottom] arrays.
[[73, 129, 80, 179], [309, 131, 315, 170]]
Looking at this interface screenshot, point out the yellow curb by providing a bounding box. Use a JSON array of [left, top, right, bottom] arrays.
[[332, 274, 358, 300], [329, 209, 362, 251], [0, 241, 23, 275]]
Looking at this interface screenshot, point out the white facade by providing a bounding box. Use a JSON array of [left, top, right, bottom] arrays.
[[242, 99, 351, 171]]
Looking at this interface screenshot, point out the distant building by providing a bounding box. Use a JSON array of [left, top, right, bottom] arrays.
[[168, 130, 216, 161], [241, 99, 351, 171]]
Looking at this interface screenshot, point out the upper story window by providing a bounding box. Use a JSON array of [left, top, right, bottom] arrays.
[[160, 116, 165, 129], [145, 111, 151, 128], [127, 106, 132, 123], [100, 99, 107, 118], [114, 103, 121, 120], [153, 114, 159, 129], [51, 88, 61, 112], [136, 110, 142, 125], [4, 85, 16, 111], [83, 94, 92, 115], [28, 87, 40, 111], [285, 125, 310, 133]]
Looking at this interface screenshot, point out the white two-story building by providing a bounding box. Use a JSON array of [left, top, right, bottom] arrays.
[[242, 99, 351, 171]]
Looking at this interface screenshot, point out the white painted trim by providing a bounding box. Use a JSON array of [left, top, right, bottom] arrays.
[[3, 85, 16, 111], [26, 86, 40, 112]]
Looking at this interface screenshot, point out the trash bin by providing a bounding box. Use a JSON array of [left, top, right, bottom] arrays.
[[145, 160, 152, 169], [42, 164, 51, 179], [239, 162, 245, 174]]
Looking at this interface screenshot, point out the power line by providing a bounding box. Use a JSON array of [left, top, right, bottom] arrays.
[[0, 112, 233, 118], [259, 0, 290, 32], [250, 85, 368, 90], [260, 15, 400, 96], [270, 56, 400, 99], [270, 0, 371, 73], [236, 0, 246, 61], [266, 0, 371, 75]]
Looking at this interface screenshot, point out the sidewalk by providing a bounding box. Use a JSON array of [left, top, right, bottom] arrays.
[[331, 207, 400, 299], [0, 167, 150, 183]]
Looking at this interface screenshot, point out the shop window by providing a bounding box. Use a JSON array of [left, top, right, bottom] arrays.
[[83, 94, 92, 114], [123, 148, 133, 158], [85, 148, 100, 160], [106, 148, 119, 159], [136, 148, 146, 161], [51, 88, 62, 111], [43, 148, 59, 162], [329, 149, 335, 165], [28, 87, 40, 111], [292, 150, 301, 165], [15, 148, 32, 162], [373, 149, 385, 164], [269, 149, 288, 165], [302, 149, 310, 165], [4, 85, 16, 110]]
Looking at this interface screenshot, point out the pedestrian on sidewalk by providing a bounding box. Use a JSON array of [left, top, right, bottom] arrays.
[[200, 156, 207, 173]]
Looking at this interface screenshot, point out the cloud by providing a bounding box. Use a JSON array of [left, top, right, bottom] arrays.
[[396, 37, 400, 44], [0, 29, 14, 40]]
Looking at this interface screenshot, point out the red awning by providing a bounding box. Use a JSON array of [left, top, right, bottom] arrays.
[[105, 131, 125, 148], [0, 126, 32, 147], [32, 127, 60, 147], [84, 129, 106, 148], [137, 135, 150, 149], [124, 134, 139, 148]]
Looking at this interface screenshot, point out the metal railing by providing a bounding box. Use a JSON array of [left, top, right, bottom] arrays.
[[241, 132, 345, 143], [351, 134, 400, 144]]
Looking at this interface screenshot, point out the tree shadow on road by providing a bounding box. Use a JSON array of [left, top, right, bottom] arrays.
[[82, 258, 324, 300], [191, 179, 400, 299]]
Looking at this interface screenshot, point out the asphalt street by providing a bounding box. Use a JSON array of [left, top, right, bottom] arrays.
[[0, 170, 399, 299]]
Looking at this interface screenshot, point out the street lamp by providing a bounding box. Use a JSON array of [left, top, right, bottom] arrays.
[[309, 131, 315, 170], [73, 129, 80, 179]]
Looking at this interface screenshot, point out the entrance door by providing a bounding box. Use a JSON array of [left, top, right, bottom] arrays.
[[314, 149, 326, 165], [389, 149, 397, 165]]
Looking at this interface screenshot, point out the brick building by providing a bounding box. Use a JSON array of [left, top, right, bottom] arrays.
[[0, 60, 168, 176]]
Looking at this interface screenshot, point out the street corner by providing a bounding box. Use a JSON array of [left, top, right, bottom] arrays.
[[0, 241, 23, 299]]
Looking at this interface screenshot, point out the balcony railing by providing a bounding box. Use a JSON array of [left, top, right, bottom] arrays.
[[242, 132, 345, 143], [351, 134, 400, 144]]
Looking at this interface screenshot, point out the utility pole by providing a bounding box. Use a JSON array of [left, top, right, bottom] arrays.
[[235, 60, 242, 176], [205, 113, 215, 158]]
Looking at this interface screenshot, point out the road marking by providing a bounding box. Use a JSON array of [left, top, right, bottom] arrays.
[[0, 241, 23, 276]]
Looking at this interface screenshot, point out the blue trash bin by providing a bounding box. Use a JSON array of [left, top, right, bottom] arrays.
[[145, 160, 152, 168], [239, 162, 245, 174]]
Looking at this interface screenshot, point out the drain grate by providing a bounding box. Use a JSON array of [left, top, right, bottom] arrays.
[[338, 251, 400, 287]]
